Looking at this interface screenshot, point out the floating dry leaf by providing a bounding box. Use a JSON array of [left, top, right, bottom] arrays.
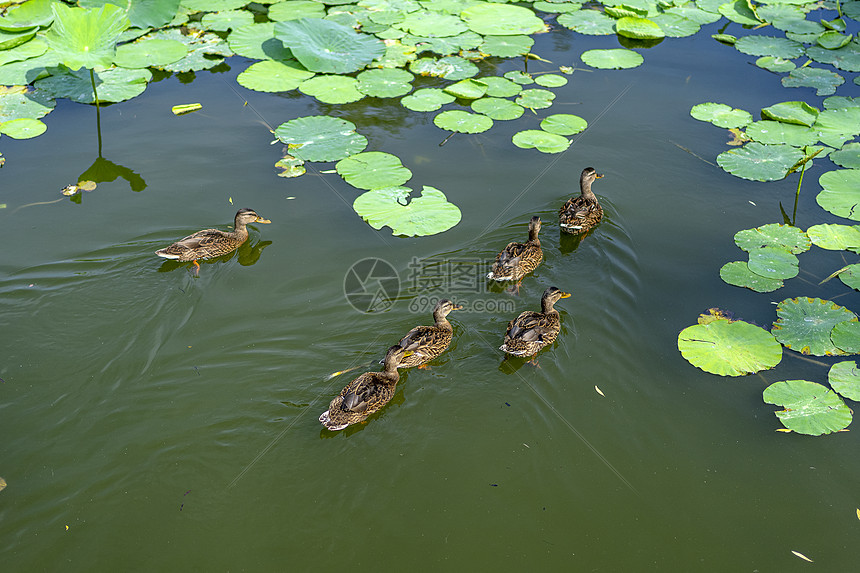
[[856, 508, 860, 520], [172, 103, 202, 115], [595, 385, 605, 397], [78, 180, 96, 192], [791, 550, 813, 562], [776, 428, 793, 432], [0, 476, 6, 492], [727, 128, 750, 145]]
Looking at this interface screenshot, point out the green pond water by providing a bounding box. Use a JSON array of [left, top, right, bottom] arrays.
[[2, 21, 860, 573]]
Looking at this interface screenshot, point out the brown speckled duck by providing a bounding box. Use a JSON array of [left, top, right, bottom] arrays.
[[500, 287, 571, 360], [487, 216, 543, 291], [395, 299, 463, 369], [559, 167, 603, 235]]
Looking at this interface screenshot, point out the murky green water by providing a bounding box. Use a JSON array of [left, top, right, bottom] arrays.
[[2, 25, 859, 572]]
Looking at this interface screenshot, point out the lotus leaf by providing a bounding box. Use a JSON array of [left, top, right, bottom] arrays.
[[298, 75, 364, 104], [470, 97, 523, 121], [275, 18, 385, 74], [113, 38, 187, 69], [652, 13, 700, 38], [744, 120, 816, 147], [557, 11, 616, 35], [336, 151, 412, 190], [0, 38, 48, 66], [145, 28, 232, 72], [581, 48, 644, 70], [822, 96, 860, 110], [782, 67, 844, 96], [397, 12, 466, 37], [0, 27, 36, 52], [772, 297, 856, 356], [443, 79, 487, 99], [717, 143, 803, 181], [677, 319, 782, 377], [353, 185, 461, 237], [401, 31, 482, 55], [816, 170, 860, 221], [267, 1, 326, 22], [829, 143, 860, 169], [433, 110, 492, 134], [46, 3, 129, 71], [755, 56, 796, 73], [470, 78, 518, 99], [515, 89, 555, 110], [616, 17, 664, 40], [0, 117, 46, 139], [535, 74, 568, 88], [718, 0, 762, 26], [35, 66, 151, 104], [690, 102, 752, 128], [763, 380, 852, 435], [400, 88, 454, 112], [758, 5, 806, 23], [828, 361, 860, 400], [747, 246, 799, 280], [512, 130, 571, 154], [356, 68, 413, 98], [806, 42, 860, 72], [275, 156, 306, 178], [540, 114, 587, 136], [275, 116, 367, 163], [0, 52, 59, 85], [734, 35, 804, 59], [200, 10, 254, 32], [480, 35, 534, 58], [373, 42, 416, 68], [503, 71, 534, 85], [813, 107, 860, 148], [761, 101, 818, 127], [409, 56, 477, 80], [806, 223, 860, 250], [719, 261, 784, 292], [460, 3, 545, 36], [2, 0, 58, 28], [181, 0, 246, 11], [816, 31, 852, 50], [831, 322, 860, 355], [227, 23, 293, 61], [734, 223, 810, 254], [237, 60, 315, 93], [0, 87, 55, 122], [533, 1, 583, 14], [837, 264, 860, 290], [665, 5, 721, 25]]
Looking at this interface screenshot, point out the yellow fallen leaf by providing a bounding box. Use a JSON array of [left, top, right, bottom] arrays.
[[856, 508, 859, 521], [595, 385, 605, 397], [65, 525, 69, 530], [776, 428, 793, 433], [171, 103, 202, 116], [791, 550, 813, 562], [229, 197, 233, 205]]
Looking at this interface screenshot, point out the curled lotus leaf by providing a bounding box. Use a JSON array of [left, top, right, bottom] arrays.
[[274, 17, 385, 74], [678, 318, 782, 377], [772, 297, 857, 356], [734, 223, 810, 254], [761, 101, 819, 127], [816, 169, 860, 221], [615, 17, 664, 40], [274, 116, 367, 162], [828, 361, 860, 400], [352, 185, 461, 237], [763, 380, 852, 435], [756, 56, 796, 73]]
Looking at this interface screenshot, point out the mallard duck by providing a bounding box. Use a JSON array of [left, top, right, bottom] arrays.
[[500, 286, 571, 359], [156, 208, 271, 274], [487, 216, 543, 291], [320, 345, 409, 431], [395, 299, 463, 369], [559, 167, 604, 235]]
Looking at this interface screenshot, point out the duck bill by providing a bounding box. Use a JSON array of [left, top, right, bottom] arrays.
[[255, 217, 272, 224], [560, 292, 572, 298], [453, 304, 464, 310], [595, 173, 604, 179]]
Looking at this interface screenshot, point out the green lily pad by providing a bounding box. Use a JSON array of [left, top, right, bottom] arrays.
[[0, 27, 36, 53], [535, 74, 568, 88], [558, 10, 616, 35], [180, 0, 245, 10], [734, 223, 810, 254], [540, 114, 587, 136], [747, 246, 799, 280], [718, 0, 762, 26], [0, 52, 60, 85], [782, 67, 844, 96], [460, 3, 545, 36], [616, 17, 664, 40], [237, 60, 315, 92], [372, 42, 416, 68], [828, 361, 860, 400], [298, 75, 364, 104], [665, 5, 721, 25], [678, 318, 782, 377], [652, 13, 701, 38], [717, 143, 804, 181], [442, 78, 487, 99], [744, 120, 816, 147], [829, 143, 860, 169], [2, 0, 58, 28], [512, 130, 570, 154], [401, 31, 482, 56], [35, 66, 151, 104], [515, 88, 555, 110], [433, 110, 492, 134], [144, 28, 232, 72], [336, 151, 412, 190], [734, 35, 804, 59], [816, 170, 860, 221], [690, 102, 753, 129], [267, 0, 326, 22], [806, 223, 860, 250], [832, 322, 860, 355], [113, 38, 187, 69], [806, 42, 860, 72], [275, 17, 385, 74], [397, 11, 467, 37], [480, 76, 522, 98], [816, 31, 852, 50], [581, 48, 644, 70], [763, 380, 852, 435], [0, 37, 48, 66], [0, 87, 55, 122], [480, 35, 534, 58], [503, 71, 534, 85], [409, 56, 478, 80], [533, 1, 583, 14], [772, 297, 856, 356], [761, 101, 819, 127], [813, 106, 860, 148], [274, 116, 367, 162], [353, 185, 461, 237], [0, 117, 46, 139], [400, 88, 454, 112], [755, 56, 796, 73], [46, 3, 129, 71], [227, 23, 293, 61], [471, 97, 523, 121], [200, 9, 254, 32], [838, 264, 860, 290], [356, 68, 413, 98], [719, 261, 784, 292]]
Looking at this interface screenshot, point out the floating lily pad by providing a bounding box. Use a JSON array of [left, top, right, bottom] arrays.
[[298, 75, 364, 104], [433, 110, 492, 134], [503, 70, 533, 85], [745, 120, 817, 147], [0, 52, 59, 85], [813, 107, 860, 148], [829, 143, 860, 169], [480, 35, 534, 58], [460, 3, 545, 36], [717, 143, 803, 181], [443, 78, 487, 99], [816, 169, 860, 221], [267, 0, 326, 22], [401, 31, 482, 56], [275, 155, 305, 178], [0, 29, 36, 53], [782, 67, 844, 96], [718, 0, 761, 26], [275, 17, 385, 74], [471, 97, 523, 121], [0, 117, 46, 139], [616, 17, 664, 40], [678, 318, 782, 376], [515, 88, 555, 110], [512, 130, 570, 154], [35, 66, 151, 104], [831, 322, 860, 355], [540, 114, 587, 136], [200, 9, 254, 32], [720, 261, 784, 292], [145, 28, 232, 72], [838, 264, 860, 290], [581, 48, 644, 70], [690, 102, 753, 128], [2, 0, 59, 28], [353, 185, 461, 237], [0, 87, 55, 122], [761, 101, 819, 127], [397, 11, 467, 37], [409, 56, 478, 80], [747, 246, 799, 279], [535, 74, 567, 88], [113, 38, 187, 69], [557, 10, 616, 35], [829, 361, 860, 400], [806, 42, 860, 72], [806, 223, 860, 250], [479, 76, 522, 98], [274, 116, 367, 162], [816, 31, 851, 50], [356, 68, 413, 98], [181, 0, 245, 10], [400, 88, 454, 112], [0, 37, 48, 66], [735, 35, 804, 59], [763, 380, 852, 435], [336, 151, 412, 190], [652, 13, 701, 37], [772, 297, 856, 356], [237, 60, 315, 92], [227, 23, 293, 61], [734, 223, 810, 254], [755, 56, 796, 73], [46, 3, 129, 71]]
